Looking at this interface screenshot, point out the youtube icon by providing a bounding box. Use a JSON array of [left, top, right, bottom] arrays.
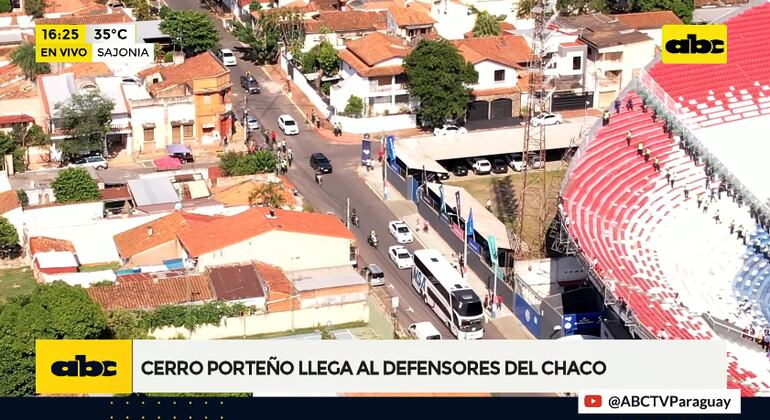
[[584, 395, 602, 408]]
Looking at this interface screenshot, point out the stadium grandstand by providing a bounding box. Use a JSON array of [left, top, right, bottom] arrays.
[[559, 0, 770, 396]]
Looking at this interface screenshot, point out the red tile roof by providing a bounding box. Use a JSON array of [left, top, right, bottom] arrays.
[[28, 236, 76, 255], [615, 11, 683, 30], [253, 261, 292, 295], [138, 51, 229, 95], [87, 273, 213, 310], [46, 0, 101, 14], [100, 186, 131, 201], [386, 3, 436, 27], [0, 114, 35, 125], [207, 264, 266, 300], [36, 10, 133, 25], [0, 189, 20, 214], [0, 65, 37, 100], [113, 212, 216, 259], [337, 32, 410, 76], [60, 62, 113, 78], [471, 86, 521, 97], [304, 10, 388, 33], [452, 35, 531, 69], [178, 207, 355, 257]]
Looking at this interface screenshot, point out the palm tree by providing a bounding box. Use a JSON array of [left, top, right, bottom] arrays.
[[248, 183, 287, 208], [471, 9, 506, 37], [10, 43, 50, 81]]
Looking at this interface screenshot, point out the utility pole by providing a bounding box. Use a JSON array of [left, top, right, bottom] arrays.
[[346, 197, 350, 229], [517, 0, 555, 259]]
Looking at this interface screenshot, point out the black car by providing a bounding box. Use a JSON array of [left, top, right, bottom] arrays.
[[452, 165, 468, 176], [310, 153, 333, 173], [240, 75, 260, 94], [491, 158, 508, 174], [171, 152, 194, 163]]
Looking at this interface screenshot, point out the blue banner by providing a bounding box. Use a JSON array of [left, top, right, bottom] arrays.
[[386, 135, 395, 161], [466, 208, 474, 238], [468, 239, 481, 254], [562, 312, 602, 336], [487, 235, 498, 266], [439, 184, 446, 215], [361, 139, 371, 164], [514, 294, 541, 337]]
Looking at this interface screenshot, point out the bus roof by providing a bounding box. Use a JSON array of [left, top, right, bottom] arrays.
[[413, 249, 471, 292]]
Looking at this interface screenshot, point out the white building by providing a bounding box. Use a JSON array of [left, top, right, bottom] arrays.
[[331, 32, 414, 116]]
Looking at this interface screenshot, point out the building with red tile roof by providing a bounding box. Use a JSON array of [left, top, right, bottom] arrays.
[[45, 0, 104, 15], [36, 9, 133, 25], [178, 207, 356, 272], [60, 62, 113, 78], [614, 11, 683, 30], [87, 272, 214, 310], [301, 10, 389, 50], [113, 211, 217, 267], [207, 263, 267, 307], [137, 51, 233, 144]]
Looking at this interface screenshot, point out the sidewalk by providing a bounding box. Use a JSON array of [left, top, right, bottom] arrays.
[[357, 164, 535, 339]]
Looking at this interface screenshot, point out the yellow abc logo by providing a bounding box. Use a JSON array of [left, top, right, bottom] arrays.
[[662, 24, 727, 65], [36, 340, 132, 394]]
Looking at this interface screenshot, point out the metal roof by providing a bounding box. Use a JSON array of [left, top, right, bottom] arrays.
[[395, 147, 449, 174], [127, 178, 180, 206], [290, 265, 366, 291], [34, 251, 79, 268]]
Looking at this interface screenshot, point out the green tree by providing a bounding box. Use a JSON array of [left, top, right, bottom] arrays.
[[516, 0, 535, 18], [0, 0, 12, 13], [314, 40, 339, 76], [0, 132, 24, 173], [16, 190, 29, 207], [106, 310, 148, 339], [10, 43, 51, 81], [249, 0, 262, 11], [24, 0, 49, 18], [343, 95, 363, 117], [125, 0, 153, 21], [630, 0, 693, 23], [160, 10, 220, 56], [471, 9, 506, 37], [404, 40, 478, 128], [556, 0, 609, 15], [159, 4, 172, 18], [11, 123, 50, 170], [248, 183, 287, 208], [219, 151, 277, 176], [237, 8, 304, 64], [55, 91, 114, 159], [0, 217, 18, 245], [0, 281, 108, 396], [52, 168, 101, 203]]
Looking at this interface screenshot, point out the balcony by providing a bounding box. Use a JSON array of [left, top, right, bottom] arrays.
[[368, 83, 409, 93]]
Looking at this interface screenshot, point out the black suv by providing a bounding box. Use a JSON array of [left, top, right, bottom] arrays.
[[310, 153, 333, 173], [171, 152, 194, 163], [452, 164, 468, 176], [491, 158, 508, 174], [240, 75, 260, 94]]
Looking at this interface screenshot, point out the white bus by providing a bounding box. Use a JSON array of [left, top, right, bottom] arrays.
[[411, 249, 485, 339]]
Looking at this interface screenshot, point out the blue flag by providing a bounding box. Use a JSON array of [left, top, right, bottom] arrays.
[[439, 184, 446, 214], [386, 135, 395, 161], [466, 208, 474, 238]]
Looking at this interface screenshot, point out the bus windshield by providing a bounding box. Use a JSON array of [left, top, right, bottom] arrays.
[[453, 290, 483, 317]]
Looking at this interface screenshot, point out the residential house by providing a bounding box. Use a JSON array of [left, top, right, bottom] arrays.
[[0, 179, 24, 245], [253, 261, 298, 312], [44, 0, 108, 16], [207, 263, 268, 308], [137, 52, 234, 147], [86, 271, 214, 310], [331, 32, 413, 116], [28, 236, 79, 276], [0, 65, 47, 165], [177, 207, 357, 272], [362, 0, 436, 41], [211, 177, 302, 210], [0, 13, 34, 50], [615, 11, 683, 48], [548, 13, 656, 109], [37, 72, 132, 159], [452, 34, 530, 122], [113, 211, 217, 267], [301, 10, 391, 50]]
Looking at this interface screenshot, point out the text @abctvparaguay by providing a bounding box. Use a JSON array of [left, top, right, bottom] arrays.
[[141, 358, 608, 377]]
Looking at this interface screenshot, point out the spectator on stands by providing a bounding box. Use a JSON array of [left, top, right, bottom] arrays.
[[653, 157, 660, 172], [763, 332, 770, 352], [614, 99, 621, 114], [652, 108, 658, 122], [637, 142, 644, 157], [737, 193, 743, 208], [626, 130, 632, 146], [705, 177, 710, 190], [718, 183, 725, 200], [644, 148, 651, 162], [730, 220, 735, 235], [754, 238, 762, 254], [626, 98, 634, 111], [683, 186, 689, 199], [710, 188, 716, 203], [641, 100, 648, 113], [602, 110, 610, 126], [663, 119, 669, 133], [670, 173, 676, 189], [665, 168, 672, 184], [714, 209, 721, 224], [697, 194, 703, 209], [738, 225, 746, 245], [678, 136, 685, 150]]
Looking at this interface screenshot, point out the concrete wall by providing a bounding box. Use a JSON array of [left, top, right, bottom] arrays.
[[129, 98, 195, 154], [40, 270, 117, 287], [334, 114, 417, 134], [128, 240, 185, 267], [150, 301, 369, 339], [23, 202, 105, 229], [298, 284, 369, 309], [196, 230, 354, 272], [291, 67, 332, 119]]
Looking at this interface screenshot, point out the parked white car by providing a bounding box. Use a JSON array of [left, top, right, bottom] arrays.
[[217, 48, 237, 66], [388, 245, 413, 269], [530, 112, 563, 126], [468, 158, 492, 175], [246, 115, 260, 131], [526, 153, 544, 169], [408, 322, 443, 340], [388, 220, 413, 244], [68, 155, 108, 170], [278, 114, 299, 135], [433, 124, 467, 136], [508, 153, 525, 172]]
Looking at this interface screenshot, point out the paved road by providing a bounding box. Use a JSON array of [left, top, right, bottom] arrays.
[[161, 0, 498, 339]]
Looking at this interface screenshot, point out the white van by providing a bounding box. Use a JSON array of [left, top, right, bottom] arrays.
[[408, 322, 442, 340]]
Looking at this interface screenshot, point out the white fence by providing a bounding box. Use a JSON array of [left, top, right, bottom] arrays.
[[40, 270, 116, 287], [150, 301, 369, 339], [335, 113, 417, 134]]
